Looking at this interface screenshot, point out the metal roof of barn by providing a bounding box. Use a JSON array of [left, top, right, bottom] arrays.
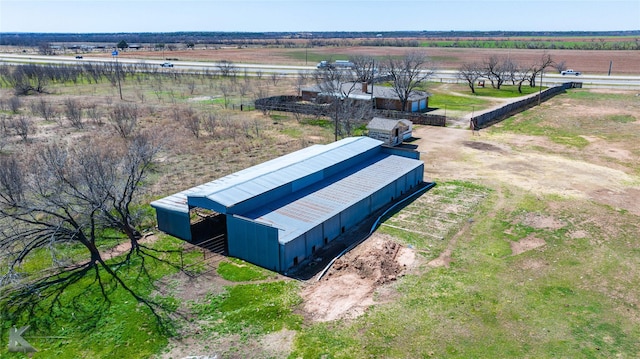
[[150, 137, 384, 214], [242, 152, 423, 244]]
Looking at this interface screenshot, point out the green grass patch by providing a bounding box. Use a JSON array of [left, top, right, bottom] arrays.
[[270, 113, 289, 122], [300, 117, 333, 128], [280, 127, 303, 138], [428, 92, 489, 112], [606, 114, 636, 123], [190, 281, 302, 337], [493, 112, 590, 149], [0, 235, 202, 359], [473, 84, 546, 98], [217, 258, 269, 282], [292, 190, 640, 358]]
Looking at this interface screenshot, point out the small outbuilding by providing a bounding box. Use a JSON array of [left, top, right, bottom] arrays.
[[367, 117, 413, 146], [151, 137, 425, 273]]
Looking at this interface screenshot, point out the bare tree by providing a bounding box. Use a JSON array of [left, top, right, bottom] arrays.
[[0, 134, 173, 330], [109, 103, 139, 138], [218, 81, 234, 109], [11, 116, 33, 142], [295, 70, 309, 97], [457, 62, 484, 94], [554, 60, 567, 74], [203, 112, 219, 138], [514, 65, 532, 94], [484, 55, 508, 89], [270, 72, 284, 86], [217, 60, 238, 78], [86, 103, 103, 125], [187, 80, 197, 95], [0, 128, 7, 153], [182, 107, 202, 138], [238, 80, 250, 108], [253, 85, 271, 115], [340, 99, 372, 137], [64, 98, 84, 129], [350, 55, 377, 83], [33, 98, 56, 122], [9, 96, 21, 114], [0, 114, 8, 135], [383, 51, 434, 112], [313, 67, 360, 141], [503, 58, 519, 85], [9, 64, 50, 95], [529, 53, 555, 87]]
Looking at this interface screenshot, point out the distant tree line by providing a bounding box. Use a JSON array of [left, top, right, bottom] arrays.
[[2, 31, 639, 50]]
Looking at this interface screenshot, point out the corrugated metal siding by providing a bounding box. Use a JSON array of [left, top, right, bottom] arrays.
[[324, 214, 341, 242], [155, 208, 192, 241], [227, 215, 280, 272], [371, 182, 396, 213], [305, 225, 324, 256], [341, 198, 370, 229], [282, 234, 307, 271]]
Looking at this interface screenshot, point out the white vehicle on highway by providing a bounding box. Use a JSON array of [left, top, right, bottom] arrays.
[[561, 69, 581, 76], [161, 62, 174, 68]]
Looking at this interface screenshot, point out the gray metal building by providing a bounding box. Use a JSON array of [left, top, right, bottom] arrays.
[[151, 136, 424, 273]]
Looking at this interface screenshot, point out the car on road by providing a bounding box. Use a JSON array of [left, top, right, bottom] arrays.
[[161, 62, 174, 68], [75, 55, 83, 59], [561, 69, 581, 76]]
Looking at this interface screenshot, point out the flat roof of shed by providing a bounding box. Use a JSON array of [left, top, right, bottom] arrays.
[[242, 152, 423, 244], [150, 137, 383, 214]]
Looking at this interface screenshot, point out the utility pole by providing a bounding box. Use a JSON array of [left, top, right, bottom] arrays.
[[334, 98, 339, 141], [113, 49, 123, 100]]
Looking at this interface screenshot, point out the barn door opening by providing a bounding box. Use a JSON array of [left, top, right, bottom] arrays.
[[189, 208, 227, 254]]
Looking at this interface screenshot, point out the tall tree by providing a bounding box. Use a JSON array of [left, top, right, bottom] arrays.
[[117, 40, 129, 50], [313, 67, 359, 141], [350, 55, 377, 83], [383, 51, 434, 112], [484, 55, 508, 89], [456, 62, 484, 94], [0, 133, 170, 329], [529, 53, 555, 88]]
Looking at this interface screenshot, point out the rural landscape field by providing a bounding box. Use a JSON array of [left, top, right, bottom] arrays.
[[1, 34, 639, 358]]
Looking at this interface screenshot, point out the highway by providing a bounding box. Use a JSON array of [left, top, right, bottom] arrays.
[[1, 53, 639, 90]]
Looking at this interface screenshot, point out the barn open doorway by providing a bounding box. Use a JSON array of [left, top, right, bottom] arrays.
[[189, 208, 227, 254]]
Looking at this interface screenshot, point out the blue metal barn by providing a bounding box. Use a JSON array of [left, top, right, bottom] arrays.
[[151, 137, 424, 273]]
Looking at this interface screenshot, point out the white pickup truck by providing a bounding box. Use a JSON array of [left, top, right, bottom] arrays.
[[561, 69, 581, 76]]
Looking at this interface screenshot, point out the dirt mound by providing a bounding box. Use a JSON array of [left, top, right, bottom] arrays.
[[330, 240, 403, 285], [300, 234, 415, 322]]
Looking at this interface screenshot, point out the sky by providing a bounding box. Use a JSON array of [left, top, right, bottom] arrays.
[[0, 0, 638, 33]]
